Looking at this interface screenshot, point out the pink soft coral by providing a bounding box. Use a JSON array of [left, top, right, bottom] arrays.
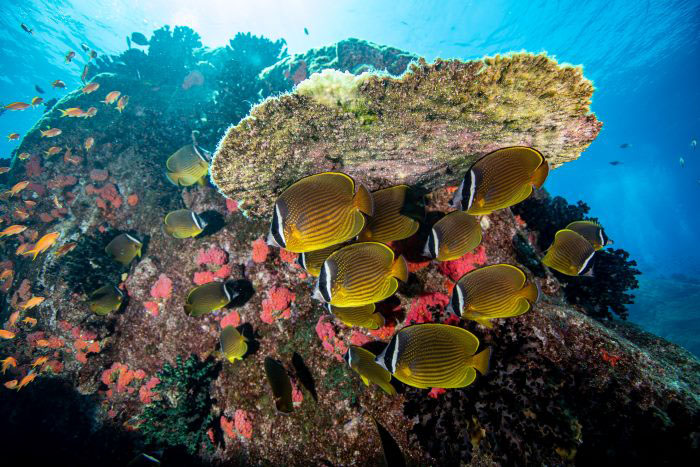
[[234, 409, 253, 439], [260, 287, 295, 324], [220, 310, 241, 328], [197, 246, 228, 266], [406, 292, 450, 325], [251, 238, 269, 263], [150, 273, 173, 299], [315, 315, 346, 361], [193, 271, 216, 285]]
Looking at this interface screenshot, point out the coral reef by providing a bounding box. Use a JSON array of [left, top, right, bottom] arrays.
[[0, 32, 695, 467], [212, 53, 602, 216]]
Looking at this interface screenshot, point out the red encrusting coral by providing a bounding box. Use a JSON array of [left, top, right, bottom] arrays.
[[251, 238, 269, 263], [315, 315, 347, 362], [89, 169, 109, 182], [349, 330, 372, 347], [234, 409, 253, 439], [150, 273, 173, 299], [225, 198, 238, 213], [406, 292, 450, 325], [437, 245, 487, 281], [143, 301, 159, 317], [428, 387, 447, 398], [220, 310, 241, 328], [47, 175, 78, 189], [261, 287, 295, 324], [279, 248, 298, 264], [25, 155, 42, 178], [221, 415, 236, 440], [127, 194, 139, 206], [197, 246, 228, 266], [193, 271, 216, 285], [138, 377, 160, 404]]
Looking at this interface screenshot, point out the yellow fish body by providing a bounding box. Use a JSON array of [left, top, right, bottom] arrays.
[[447, 264, 538, 328], [424, 211, 481, 261], [220, 325, 247, 362], [297, 244, 344, 277], [328, 303, 385, 330], [313, 242, 407, 307], [105, 233, 142, 266], [357, 185, 420, 243], [165, 145, 208, 187], [184, 281, 234, 317], [21, 296, 45, 310], [542, 229, 596, 276], [163, 209, 207, 238], [22, 231, 60, 260], [89, 285, 125, 315], [375, 323, 490, 389], [565, 221, 612, 251], [267, 172, 374, 253], [344, 345, 396, 395], [451, 147, 549, 215]]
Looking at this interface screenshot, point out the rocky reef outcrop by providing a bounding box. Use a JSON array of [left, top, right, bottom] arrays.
[[0, 30, 696, 466]]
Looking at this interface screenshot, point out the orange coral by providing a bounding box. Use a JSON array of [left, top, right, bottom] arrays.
[[127, 194, 139, 206], [252, 238, 269, 263]]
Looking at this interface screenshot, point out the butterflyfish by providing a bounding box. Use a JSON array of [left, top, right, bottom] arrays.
[[163, 209, 207, 238], [105, 233, 142, 266], [423, 211, 482, 261], [220, 325, 247, 362], [89, 285, 125, 315], [357, 185, 420, 243], [344, 345, 396, 395], [184, 281, 236, 317], [165, 145, 209, 187], [565, 221, 612, 251], [542, 229, 596, 276], [327, 303, 385, 330]]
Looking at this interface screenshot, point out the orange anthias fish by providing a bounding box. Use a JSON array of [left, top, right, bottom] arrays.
[[40, 128, 62, 138], [22, 317, 37, 327], [23, 232, 60, 260], [0, 330, 16, 339], [45, 146, 62, 157], [6, 181, 29, 196], [52, 195, 63, 209], [52, 80, 66, 88], [102, 91, 120, 104], [7, 133, 20, 141], [59, 107, 84, 118], [81, 64, 89, 83], [18, 152, 31, 160], [21, 296, 45, 310], [63, 148, 81, 165], [54, 242, 76, 257], [0, 269, 13, 280], [31, 356, 48, 368], [14, 208, 29, 221], [65, 51, 75, 63], [16, 243, 31, 255], [4, 102, 30, 111], [35, 339, 49, 347], [0, 167, 10, 174], [4, 380, 18, 389], [9, 311, 20, 327], [82, 82, 100, 94], [84, 137, 94, 151], [116, 95, 129, 112], [1, 357, 17, 374], [31, 96, 43, 107], [82, 107, 97, 118], [0, 225, 27, 237], [24, 200, 37, 208], [16, 371, 37, 390]]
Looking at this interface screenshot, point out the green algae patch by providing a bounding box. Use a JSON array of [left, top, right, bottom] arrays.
[[212, 53, 601, 217]]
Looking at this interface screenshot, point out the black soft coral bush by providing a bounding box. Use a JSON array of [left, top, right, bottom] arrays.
[[140, 355, 219, 455], [512, 190, 640, 320]]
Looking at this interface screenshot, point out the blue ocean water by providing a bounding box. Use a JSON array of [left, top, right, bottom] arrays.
[[1, 0, 699, 352]]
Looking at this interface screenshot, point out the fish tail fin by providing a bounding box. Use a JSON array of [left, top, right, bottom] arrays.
[[197, 175, 207, 186], [531, 160, 549, 189], [521, 281, 539, 303], [370, 312, 385, 330], [353, 182, 374, 216], [360, 375, 371, 386], [391, 255, 408, 282], [59, 109, 68, 117], [467, 347, 491, 375], [474, 317, 494, 328], [379, 380, 397, 396]]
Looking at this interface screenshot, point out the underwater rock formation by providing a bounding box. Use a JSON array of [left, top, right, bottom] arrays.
[[212, 53, 602, 216]]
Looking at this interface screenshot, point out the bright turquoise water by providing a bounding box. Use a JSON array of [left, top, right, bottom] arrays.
[[1, 0, 699, 351]]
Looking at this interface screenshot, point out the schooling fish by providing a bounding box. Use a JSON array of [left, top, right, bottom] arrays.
[[0, 330, 16, 339], [4, 102, 30, 111], [45, 146, 62, 157], [451, 146, 549, 215], [423, 211, 481, 261], [328, 303, 385, 330], [89, 284, 125, 315], [165, 145, 209, 187], [375, 323, 491, 389], [82, 82, 99, 94], [35, 85, 45, 94], [297, 244, 343, 277], [0, 225, 27, 237], [105, 233, 142, 266], [102, 91, 121, 104], [82, 107, 97, 118], [22, 231, 60, 260], [542, 229, 596, 276], [54, 242, 77, 257], [1, 356, 17, 374], [19, 152, 31, 160], [7, 133, 20, 141], [52, 80, 66, 88], [131, 32, 149, 46], [357, 185, 420, 243], [9, 311, 19, 327], [21, 296, 45, 310], [81, 64, 89, 83], [313, 242, 407, 307], [268, 172, 374, 253], [22, 317, 37, 327], [84, 137, 95, 151], [264, 357, 293, 413], [40, 127, 62, 138], [21, 23, 33, 34], [81, 42, 90, 52], [4, 380, 18, 389], [116, 95, 129, 112], [31, 356, 48, 368], [184, 281, 236, 317], [7, 181, 29, 196], [446, 264, 539, 328], [163, 209, 207, 238], [344, 345, 396, 395], [220, 325, 247, 362], [565, 221, 612, 251], [31, 97, 43, 107], [65, 51, 75, 63], [16, 371, 37, 390]]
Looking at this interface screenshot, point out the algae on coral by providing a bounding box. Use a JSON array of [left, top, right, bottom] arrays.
[[212, 53, 602, 217]]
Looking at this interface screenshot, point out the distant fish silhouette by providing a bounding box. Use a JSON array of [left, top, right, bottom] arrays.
[[691, 140, 697, 150], [21, 23, 33, 35], [131, 32, 149, 46], [619, 143, 631, 149], [34, 85, 45, 94], [304, 27, 309, 35], [609, 161, 622, 166], [680, 157, 685, 168]]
